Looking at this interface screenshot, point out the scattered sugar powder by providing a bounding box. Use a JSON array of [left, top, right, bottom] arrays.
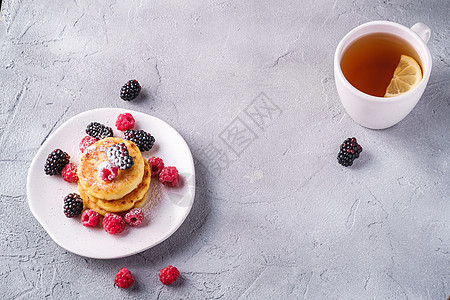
[[142, 180, 163, 215], [97, 161, 118, 181]]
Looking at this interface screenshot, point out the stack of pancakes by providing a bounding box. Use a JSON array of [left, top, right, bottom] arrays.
[[77, 137, 151, 215]]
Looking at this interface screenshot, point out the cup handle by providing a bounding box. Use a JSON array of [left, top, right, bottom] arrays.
[[411, 22, 431, 44]]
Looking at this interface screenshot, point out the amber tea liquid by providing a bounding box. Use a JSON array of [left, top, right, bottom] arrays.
[[340, 33, 422, 97]]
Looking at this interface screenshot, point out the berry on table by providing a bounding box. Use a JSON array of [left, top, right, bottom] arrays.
[[81, 209, 99, 227], [159, 265, 180, 285], [63, 193, 83, 218], [159, 166, 179, 187], [85, 122, 113, 140], [44, 149, 70, 176], [124, 129, 155, 152], [61, 163, 78, 183], [107, 143, 134, 170], [97, 161, 119, 181], [124, 208, 144, 226], [115, 113, 135, 131], [79, 135, 98, 153], [337, 137, 363, 167], [148, 157, 164, 177], [120, 80, 141, 101], [103, 213, 126, 234], [114, 267, 135, 289]]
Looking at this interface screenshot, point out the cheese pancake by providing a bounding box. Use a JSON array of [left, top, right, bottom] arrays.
[[77, 137, 144, 200], [79, 183, 148, 216], [93, 160, 150, 212]]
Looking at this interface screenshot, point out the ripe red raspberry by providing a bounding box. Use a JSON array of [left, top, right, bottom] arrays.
[[148, 157, 164, 177], [159, 166, 179, 187], [124, 208, 144, 226], [79, 135, 98, 153], [115, 113, 135, 131], [97, 161, 119, 181], [103, 213, 126, 234], [61, 163, 78, 183], [159, 265, 180, 285], [81, 209, 99, 227], [114, 267, 135, 289]]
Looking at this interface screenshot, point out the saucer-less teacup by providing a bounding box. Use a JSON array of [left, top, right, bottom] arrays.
[[334, 21, 432, 129]]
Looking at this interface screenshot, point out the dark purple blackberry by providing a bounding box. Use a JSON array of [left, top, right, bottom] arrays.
[[337, 137, 363, 167], [107, 143, 134, 170], [85, 122, 113, 140], [63, 193, 83, 218], [44, 149, 70, 175], [120, 80, 141, 101], [124, 130, 155, 152]]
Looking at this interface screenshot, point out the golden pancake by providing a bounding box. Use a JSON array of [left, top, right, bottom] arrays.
[[77, 137, 144, 200], [93, 160, 150, 212], [77, 161, 150, 214], [79, 185, 108, 216], [79, 184, 148, 216], [133, 193, 148, 209]]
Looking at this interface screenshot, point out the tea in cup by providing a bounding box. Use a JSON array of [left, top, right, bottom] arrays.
[[334, 21, 432, 129]]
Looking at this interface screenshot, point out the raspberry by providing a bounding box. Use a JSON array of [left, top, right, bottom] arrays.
[[159, 166, 179, 187], [148, 157, 164, 177], [103, 213, 126, 234], [124, 208, 144, 226], [159, 265, 180, 285], [107, 143, 134, 170], [63, 193, 83, 218], [115, 113, 135, 131], [124, 129, 155, 152], [44, 149, 70, 176], [81, 209, 99, 227], [97, 161, 119, 181], [61, 163, 78, 183], [337, 137, 363, 167], [114, 267, 135, 289], [79, 135, 98, 153], [86, 122, 113, 140], [120, 80, 141, 101]]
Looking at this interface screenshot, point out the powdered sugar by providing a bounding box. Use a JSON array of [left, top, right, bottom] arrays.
[[97, 161, 118, 181]]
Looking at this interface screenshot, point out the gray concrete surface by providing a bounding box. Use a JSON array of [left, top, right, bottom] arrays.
[[0, 0, 449, 299]]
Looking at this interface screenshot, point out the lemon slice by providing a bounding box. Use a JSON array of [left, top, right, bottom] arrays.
[[384, 55, 423, 98]]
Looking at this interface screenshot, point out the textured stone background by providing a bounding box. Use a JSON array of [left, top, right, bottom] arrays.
[[0, 0, 449, 299]]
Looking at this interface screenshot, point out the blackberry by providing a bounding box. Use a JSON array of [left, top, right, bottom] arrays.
[[44, 149, 70, 175], [124, 129, 155, 152], [337, 137, 363, 167], [85, 122, 113, 140], [107, 143, 134, 170], [63, 193, 83, 218], [120, 80, 141, 101]]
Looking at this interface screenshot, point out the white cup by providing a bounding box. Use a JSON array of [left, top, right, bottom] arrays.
[[334, 21, 432, 129]]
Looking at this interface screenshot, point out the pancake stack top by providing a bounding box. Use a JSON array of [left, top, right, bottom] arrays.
[[77, 137, 151, 215]]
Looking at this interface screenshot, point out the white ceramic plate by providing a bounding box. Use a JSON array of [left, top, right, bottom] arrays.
[[27, 108, 195, 259]]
